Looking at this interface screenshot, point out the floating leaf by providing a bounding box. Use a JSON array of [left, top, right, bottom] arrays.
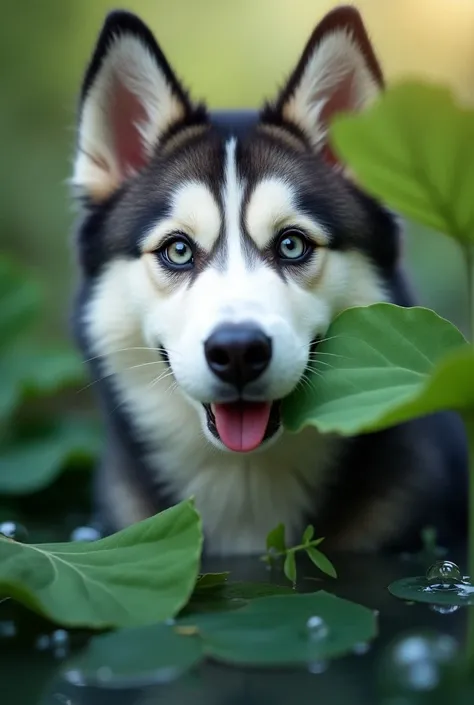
[[266, 522, 286, 553], [0, 419, 102, 494], [306, 547, 337, 579], [194, 572, 229, 591], [63, 623, 202, 688], [388, 576, 474, 606], [183, 591, 377, 667], [0, 499, 202, 629], [282, 303, 471, 436], [330, 81, 474, 244], [66, 591, 377, 673], [284, 552, 296, 582], [302, 525, 314, 543], [182, 581, 293, 616]]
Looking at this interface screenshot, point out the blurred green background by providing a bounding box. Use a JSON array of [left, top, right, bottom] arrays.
[[1, 0, 473, 530]]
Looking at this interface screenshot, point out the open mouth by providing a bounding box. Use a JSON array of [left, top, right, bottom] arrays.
[[203, 400, 281, 453]]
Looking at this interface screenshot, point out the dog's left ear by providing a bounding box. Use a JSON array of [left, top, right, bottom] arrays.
[[262, 6, 383, 165]]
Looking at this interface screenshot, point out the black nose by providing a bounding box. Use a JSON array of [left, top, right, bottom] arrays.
[[204, 323, 272, 388]]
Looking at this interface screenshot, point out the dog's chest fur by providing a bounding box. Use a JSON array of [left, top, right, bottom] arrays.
[[100, 343, 341, 555]]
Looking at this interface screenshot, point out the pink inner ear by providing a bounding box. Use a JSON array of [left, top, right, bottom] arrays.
[[109, 76, 149, 178], [318, 70, 356, 168]]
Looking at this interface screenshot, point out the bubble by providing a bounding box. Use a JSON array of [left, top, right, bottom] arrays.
[[52, 629, 69, 646], [0, 521, 28, 542], [0, 620, 16, 638], [35, 634, 51, 651], [380, 633, 458, 695], [306, 615, 329, 641], [426, 561, 462, 589], [70, 526, 101, 542], [308, 660, 328, 674], [353, 642, 370, 655]]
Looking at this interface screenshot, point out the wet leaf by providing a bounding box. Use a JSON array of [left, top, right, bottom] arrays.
[[0, 419, 102, 494], [330, 81, 474, 244], [66, 591, 377, 673], [63, 623, 202, 688], [183, 591, 377, 666], [266, 522, 286, 552], [388, 576, 474, 606], [282, 303, 471, 436], [284, 552, 296, 582], [0, 499, 202, 629], [306, 546, 337, 579]]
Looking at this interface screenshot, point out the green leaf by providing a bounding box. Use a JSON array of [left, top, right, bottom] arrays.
[[0, 345, 85, 420], [330, 80, 474, 244], [266, 522, 286, 553], [194, 572, 229, 590], [283, 551, 296, 583], [70, 591, 377, 674], [0, 499, 202, 629], [282, 303, 471, 436], [0, 257, 42, 347], [184, 581, 293, 615], [0, 419, 103, 495], [182, 591, 377, 667], [306, 547, 337, 579], [388, 577, 474, 606], [302, 524, 314, 543], [63, 623, 202, 688]]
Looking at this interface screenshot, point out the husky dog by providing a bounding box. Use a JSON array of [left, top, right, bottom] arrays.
[[71, 6, 467, 554]]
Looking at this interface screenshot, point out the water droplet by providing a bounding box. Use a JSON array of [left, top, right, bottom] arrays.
[[381, 633, 458, 695], [308, 660, 328, 674], [64, 669, 86, 687], [96, 666, 113, 683], [35, 634, 51, 651], [0, 620, 16, 638], [353, 641, 370, 655], [0, 521, 28, 542], [70, 526, 101, 542], [429, 604, 460, 614], [306, 615, 328, 640], [52, 629, 69, 646], [426, 561, 462, 589]]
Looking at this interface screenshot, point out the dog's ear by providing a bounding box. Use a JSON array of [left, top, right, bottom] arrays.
[[72, 11, 204, 203], [262, 6, 383, 166]]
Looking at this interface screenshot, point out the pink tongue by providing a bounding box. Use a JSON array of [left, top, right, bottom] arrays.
[[213, 402, 272, 452]]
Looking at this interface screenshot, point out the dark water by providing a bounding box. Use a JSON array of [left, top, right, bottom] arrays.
[[1, 546, 473, 705]]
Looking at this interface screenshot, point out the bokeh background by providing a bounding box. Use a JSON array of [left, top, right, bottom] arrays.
[[1, 0, 473, 530]]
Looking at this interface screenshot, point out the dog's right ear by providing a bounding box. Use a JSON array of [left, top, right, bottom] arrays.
[[72, 11, 204, 204]]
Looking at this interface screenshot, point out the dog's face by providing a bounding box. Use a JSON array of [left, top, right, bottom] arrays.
[[73, 8, 399, 454]]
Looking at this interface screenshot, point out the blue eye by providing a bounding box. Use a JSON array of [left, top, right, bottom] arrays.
[[277, 230, 310, 261], [159, 236, 194, 268]]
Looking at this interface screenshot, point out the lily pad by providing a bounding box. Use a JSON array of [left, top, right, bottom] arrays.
[[330, 81, 474, 244], [64, 591, 377, 676], [0, 499, 202, 629], [282, 303, 471, 436], [388, 576, 474, 606]]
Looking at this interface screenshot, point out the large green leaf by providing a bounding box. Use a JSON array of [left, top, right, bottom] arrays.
[[0, 257, 41, 347], [0, 499, 202, 629], [282, 303, 472, 436], [0, 419, 103, 495], [0, 345, 84, 420], [64, 591, 376, 679], [330, 81, 474, 244]]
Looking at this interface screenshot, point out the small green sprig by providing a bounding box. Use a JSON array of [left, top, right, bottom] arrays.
[[262, 523, 337, 583]]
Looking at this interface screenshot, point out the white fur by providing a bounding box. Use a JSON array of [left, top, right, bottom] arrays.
[[72, 34, 185, 200], [84, 168, 388, 554], [283, 29, 380, 150]]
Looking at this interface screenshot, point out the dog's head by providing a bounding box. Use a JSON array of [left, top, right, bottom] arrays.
[[73, 7, 401, 454]]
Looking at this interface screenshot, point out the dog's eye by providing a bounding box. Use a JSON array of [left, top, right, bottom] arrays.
[[276, 230, 310, 261], [159, 237, 194, 269]]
